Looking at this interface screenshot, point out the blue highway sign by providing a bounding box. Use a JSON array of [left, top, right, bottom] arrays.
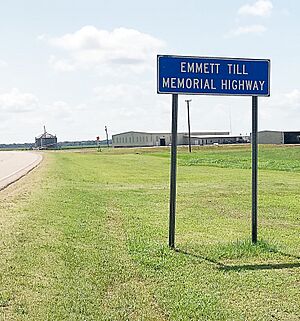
[[157, 55, 270, 96]]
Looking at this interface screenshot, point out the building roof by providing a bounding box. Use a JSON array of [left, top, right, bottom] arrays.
[[113, 131, 170, 136], [259, 130, 300, 134], [187, 134, 245, 139], [36, 132, 56, 139], [113, 131, 230, 136]]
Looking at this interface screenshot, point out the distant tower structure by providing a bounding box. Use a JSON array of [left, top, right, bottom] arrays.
[[35, 126, 58, 149]]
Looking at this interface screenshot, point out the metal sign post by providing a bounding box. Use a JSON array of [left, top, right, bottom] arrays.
[[252, 96, 258, 243], [96, 136, 101, 152], [157, 55, 270, 248], [185, 99, 192, 153], [169, 94, 178, 248]]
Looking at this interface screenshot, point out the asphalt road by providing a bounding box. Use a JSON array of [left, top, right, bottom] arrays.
[[0, 151, 42, 190]]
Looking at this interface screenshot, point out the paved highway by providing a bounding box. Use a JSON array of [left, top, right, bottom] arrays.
[[0, 151, 42, 190]]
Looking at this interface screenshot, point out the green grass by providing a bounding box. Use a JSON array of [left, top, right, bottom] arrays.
[[0, 145, 299, 320], [149, 144, 300, 172]]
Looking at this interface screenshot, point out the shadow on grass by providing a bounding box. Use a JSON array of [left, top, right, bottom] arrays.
[[219, 262, 300, 271], [175, 240, 300, 272], [175, 248, 226, 268]]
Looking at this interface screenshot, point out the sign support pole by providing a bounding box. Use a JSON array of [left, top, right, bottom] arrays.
[[251, 96, 258, 244], [169, 94, 178, 248], [185, 99, 192, 153]]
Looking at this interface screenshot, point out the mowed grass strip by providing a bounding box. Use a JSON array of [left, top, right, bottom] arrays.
[[0, 153, 167, 321], [0, 145, 299, 320]]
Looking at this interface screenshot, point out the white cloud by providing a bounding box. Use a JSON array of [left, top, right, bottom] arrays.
[[226, 1, 271, 38], [264, 89, 300, 110], [0, 59, 8, 68], [284, 89, 300, 108], [260, 89, 300, 130], [0, 88, 39, 113], [39, 100, 85, 122], [94, 83, 147, 103], [226, 24, 266, 37], [37, 34, 46, 41], [93, 81, 167, 119], [238, 0, 273, 17], [48, 55, 76, 72], [48, 26, 165, 72], [47, 101, 72, 119]]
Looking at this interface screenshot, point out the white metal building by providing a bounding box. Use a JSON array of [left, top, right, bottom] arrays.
[[188, 134, 249, 146], [112, 131, 248, 147], [258, 130, 300, 144]]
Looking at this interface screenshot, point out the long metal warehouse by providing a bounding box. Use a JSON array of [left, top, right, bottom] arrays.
[[112, 131, 249, 148]]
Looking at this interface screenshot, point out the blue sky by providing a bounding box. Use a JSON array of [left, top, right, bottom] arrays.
[[0, 0, 299, 143]]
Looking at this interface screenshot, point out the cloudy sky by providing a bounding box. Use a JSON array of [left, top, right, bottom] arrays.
[[0, 0, 299, 143]]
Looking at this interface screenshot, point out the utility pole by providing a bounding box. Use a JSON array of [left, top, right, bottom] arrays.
[[105, 126, 109, 148], [185, 99, 192, 152]]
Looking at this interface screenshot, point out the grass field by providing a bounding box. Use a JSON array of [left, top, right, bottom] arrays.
[[0, 145, 299, 320]]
